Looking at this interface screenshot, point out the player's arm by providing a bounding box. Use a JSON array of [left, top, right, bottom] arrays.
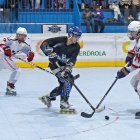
[[61, 44, 80, 78], [0, 37, 13, 57], [15, 43, 34, 62], [40, 37, 67, 65], [40, 36, 67, 56], [117, 46, 137, 79], [117, 64, 137, 79], [125, 47, 136, 66]]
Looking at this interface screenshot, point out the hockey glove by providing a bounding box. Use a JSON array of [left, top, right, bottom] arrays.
[[117, 67, 130, 79], [27, 51, 34, 62], [44, 47, 53, 56], [3, 46, 12, 57], [125, 51, 135, 66], [49, 52, 58, 64], [61, 66, 72, 78]]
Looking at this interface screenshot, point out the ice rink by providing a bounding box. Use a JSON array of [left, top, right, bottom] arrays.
[[0, 67, 140, 140]]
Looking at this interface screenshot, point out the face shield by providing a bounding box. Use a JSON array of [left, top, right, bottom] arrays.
[[16, 34, 27, 42], [127, 30, 137, 40], [68, 34, 81, 44]]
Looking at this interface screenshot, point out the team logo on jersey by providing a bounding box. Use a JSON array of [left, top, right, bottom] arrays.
[[58, 54, 68, 63], [48, 25, 61, 33]]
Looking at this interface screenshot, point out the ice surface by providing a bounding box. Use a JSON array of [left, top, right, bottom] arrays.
[[0, 67, 140, 140]]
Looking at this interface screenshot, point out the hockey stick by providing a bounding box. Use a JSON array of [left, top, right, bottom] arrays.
[[13, 56, 80, 80], [55, 62, 104, 118], [81, 63, 130, 118], [13, 55, 54, 75], [81, 78, 118, 118], [72, 81, 105, 117]]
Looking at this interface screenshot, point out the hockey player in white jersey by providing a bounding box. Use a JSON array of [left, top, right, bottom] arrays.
[[0, 27, 34, 95], [116, 21, 140, 118]]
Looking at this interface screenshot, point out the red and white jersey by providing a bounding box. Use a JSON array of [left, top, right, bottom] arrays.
[[0, 36, 31, 59], [130, 37, 140, 69]]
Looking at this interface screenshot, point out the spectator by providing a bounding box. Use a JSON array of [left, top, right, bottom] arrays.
[[108, 0, 119, 4], [132, 0, 140, 19], [82, 4, 94, 33], [81, 2, 85, 10], [93, 5, 105, 33], [94, 0, 104, 9], [119, 0, 131, 8], [30, 0, 35, 9], [0, 0, 4, 22], [127, 14, 134, 23], [124, 4, 131, 23], [20, 0, 30, 9], [109, 2, 121, 22], [137, 12, 140, 21], [35, 0, 42, 9], [54, 0, 66, 9], [46, 0, 52, 9], [4, 0, 18, 22], [82, 0, 92, 8]]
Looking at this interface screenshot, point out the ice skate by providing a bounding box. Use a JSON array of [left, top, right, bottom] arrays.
[[6, 82, 17, 96], [60, 100, 76, 114], [38, 95, 52, 108]]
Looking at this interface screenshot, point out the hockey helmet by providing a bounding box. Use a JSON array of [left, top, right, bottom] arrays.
[[68, 26, 82, 37], [16, 27, 27, 36], [128, 21, 140, 40]]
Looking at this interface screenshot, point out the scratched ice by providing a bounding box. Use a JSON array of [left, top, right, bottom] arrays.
[[0, 67, 140, 140]]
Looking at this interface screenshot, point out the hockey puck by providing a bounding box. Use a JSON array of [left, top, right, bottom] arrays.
[[105, 115, 109, 120], [135, 111, 140, 119]]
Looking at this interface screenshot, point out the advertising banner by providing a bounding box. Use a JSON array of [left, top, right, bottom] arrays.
[[0, 33, 135, 67]]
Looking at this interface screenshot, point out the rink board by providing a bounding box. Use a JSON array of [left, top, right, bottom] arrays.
[[15, 60, 125, 68], [1, 33, 135, 67]]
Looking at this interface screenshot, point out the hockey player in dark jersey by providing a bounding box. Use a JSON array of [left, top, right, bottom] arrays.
[[39, 26, 82, 113]]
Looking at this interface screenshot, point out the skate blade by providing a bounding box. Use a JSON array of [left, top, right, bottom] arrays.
[[38, 96, 43, 100], [5, 92, 17, 96], [38, 96, 51, 108], [59, 109, 77, 114], [135, 116, 140, 119], [38, 96, 46, 104]]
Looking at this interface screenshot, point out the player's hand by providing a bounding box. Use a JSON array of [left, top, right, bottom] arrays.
[[3, 46, 12, 57], [27, 51, 34, 62], [61, 67, 72, 78], [49, 52, 57, 64], [125, 52, 135, 66], [45, 47, 53, 56], [117, 67, 130, 79]]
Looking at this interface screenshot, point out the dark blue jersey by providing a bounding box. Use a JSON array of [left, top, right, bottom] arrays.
[[40, 36, 80, 70]]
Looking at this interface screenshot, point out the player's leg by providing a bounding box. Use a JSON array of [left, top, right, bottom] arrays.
[[39, 85, 63, 108], [3, 58, 20, 95], [58, 74, 76, 113], [130, 72, 140, 99]]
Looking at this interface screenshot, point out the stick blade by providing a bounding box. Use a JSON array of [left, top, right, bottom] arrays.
[[81, 111, 95, 118], [95, 106, 105, 113]]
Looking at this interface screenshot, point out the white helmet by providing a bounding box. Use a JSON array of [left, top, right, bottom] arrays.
[[16, 27, 27, 36], [128, 21, 140, 40]]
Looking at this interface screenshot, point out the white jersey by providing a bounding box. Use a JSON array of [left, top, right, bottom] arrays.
[[0, 36, 32, 84], [0, 36, 31, 59], [126, 37, 140, 72]]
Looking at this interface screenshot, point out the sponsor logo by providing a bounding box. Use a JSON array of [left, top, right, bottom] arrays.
[[122, 41, 131, 53], [48, 25, 61, 33], [79, 51, 106, 56]]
